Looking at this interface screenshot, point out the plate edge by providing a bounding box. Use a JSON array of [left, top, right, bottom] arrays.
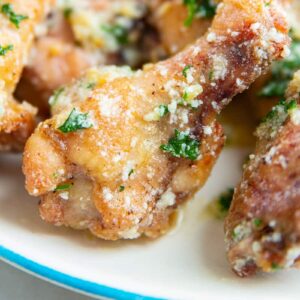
[[0, 245, 165, 300]]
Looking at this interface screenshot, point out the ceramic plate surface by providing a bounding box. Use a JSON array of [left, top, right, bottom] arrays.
[[1, 150, 300, 300]]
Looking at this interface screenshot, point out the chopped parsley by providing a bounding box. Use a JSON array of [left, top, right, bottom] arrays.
[[1, 3, 28, 28], [58, 108, 93, 133], [232, 229, 238, 240], [160, 129, 200, 160], [262, 99, 297, 123], [218, 188, 234, 213], [183, 0, 217, 27], [257, 98, 297, 139], [271, 262, 282, 271], [182, 65, 192, 78], [183, 91, 189, 102], [128, 169, 134, 177], [86, 82, 96, 89], [158, 105, 169, 117], [119, 185, 125, 192], [144, 104, 169, 121], [0, 44, 13, 56], [102, 24, 129, 45], [287, 99, 297, 111], [63, 7, 73, 19], [259, 36, 300, 98], [252, 218, 263, 228], [208, 188, 234, 219], [54, 183, 72, 191]]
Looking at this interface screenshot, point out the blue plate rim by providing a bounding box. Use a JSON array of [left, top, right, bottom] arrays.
[[0, 245, 164, 300]]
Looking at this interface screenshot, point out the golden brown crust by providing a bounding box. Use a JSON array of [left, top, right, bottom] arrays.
[[225, 71, 300, 277], [23, 0, 289, 240], [146, 0, 214, 55], [15, 0, 216, 116], [0, 0, 49, 92], [0, 97, 37, 151], [16, 37, 94, 117], [0, 0, 51, 151], [245, 0, 300, 120], [15, 0, 158, 115]]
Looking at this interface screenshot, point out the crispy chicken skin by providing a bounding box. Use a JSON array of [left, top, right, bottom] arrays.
[[16, 0, 216, 116], [247, 0, 300, 120], [0, 96, 37, 151], [23, 0, 289, 240], [15, 0, 161, 115], [225, 71, 300, 277], [146, 0, 218, 55], [15, 24, 95, 116], [0, 0, 51, 151]]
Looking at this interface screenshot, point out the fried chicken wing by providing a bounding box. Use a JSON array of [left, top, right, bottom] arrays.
[[225, 71, 300, 277], [23, 0, 289, 240], [16, 0, 219, 116], [15, 0, 164, 116], [0, 0, 51, 150]]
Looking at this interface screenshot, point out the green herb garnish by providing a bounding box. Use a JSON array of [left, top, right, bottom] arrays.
[[209, 188, 234, 219], [158, 105, 169, 117], [128, 169, 134, 177], [286, 99, 297, 111], [218, 188, 234, 213], [86, 82, 96, 89], [119, 185, 125, 192], [0, 44, 13, 56], [102, 24, 129, 45], [183, 0, 217, 27], [262, 99, 297, 123], [182, 91, 189, 102], [63, 7, 73, 19], [271, 262, 282, 270], [160, 129, 200, 160], [253, 218, 263, 228], [257, 98, 297, 139], [259, 36, 300, 97], [1, 3, 28, 28], [54, 183, 72, 191], [58, 108, 93, 133], [182, 65, 192, 78]]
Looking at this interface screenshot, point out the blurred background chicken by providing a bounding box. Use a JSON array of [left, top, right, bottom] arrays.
[[0, 0, 53, 151], [225, 71, 300, 277]]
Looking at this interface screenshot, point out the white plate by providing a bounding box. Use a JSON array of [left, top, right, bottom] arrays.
[[0, 149, 299, 300]]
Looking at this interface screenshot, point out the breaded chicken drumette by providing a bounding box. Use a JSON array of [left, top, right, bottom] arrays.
[[0, 0, 52, 151], [23, 0, 289, 240], [225, 71, 300, 277]]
